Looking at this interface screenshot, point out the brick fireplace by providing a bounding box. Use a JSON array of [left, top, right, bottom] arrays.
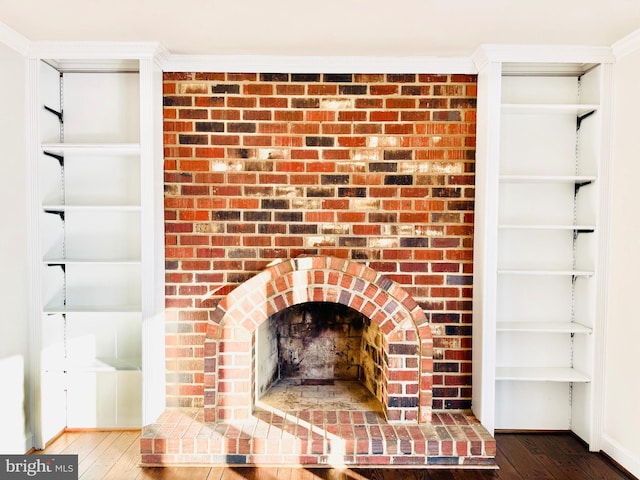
[[142, 72, 495, 467]]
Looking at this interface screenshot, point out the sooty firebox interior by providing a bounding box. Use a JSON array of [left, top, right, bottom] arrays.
[[255, 302, 386, 411]]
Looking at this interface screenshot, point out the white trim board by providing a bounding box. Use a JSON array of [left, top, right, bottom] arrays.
[[601, 434, 640, 479], [5, 35, 624, 74], [613, 28, 640, 59], [155, 45, 617, 74], [28, 41, 166, 72], [475, 44, 615, 66], [163, 54, 476, 74], [0, 21, 29, 56]]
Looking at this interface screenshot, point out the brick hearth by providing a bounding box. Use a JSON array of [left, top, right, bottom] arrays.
[[141, 407, 495, 467]]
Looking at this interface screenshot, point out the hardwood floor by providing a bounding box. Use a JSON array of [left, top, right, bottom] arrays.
[[36, 430, 635, 479]]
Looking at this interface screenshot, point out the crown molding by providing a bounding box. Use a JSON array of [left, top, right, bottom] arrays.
[[27, 41, 167, 71], [162, 54, 477, 74], [28, 40, 163, 59], [612, 28, 640, 59], [0, 21, 29, 56], [474, 44, 615, 66], [471, 46, 492, 71]]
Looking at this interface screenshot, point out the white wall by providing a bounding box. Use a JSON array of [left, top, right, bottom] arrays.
[[0, 41, 30, 453], [603, 46, 640, 478]]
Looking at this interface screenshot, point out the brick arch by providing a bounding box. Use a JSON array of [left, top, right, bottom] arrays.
[[204, 256, 433, 423]]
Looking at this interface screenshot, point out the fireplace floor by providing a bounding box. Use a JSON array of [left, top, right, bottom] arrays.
[[141, 381, 496, 468], [257, 378, 384, 413]]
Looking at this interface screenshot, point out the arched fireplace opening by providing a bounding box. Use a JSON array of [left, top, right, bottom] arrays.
[[204, 256, 433, 424], [256, 301, 386, 414]]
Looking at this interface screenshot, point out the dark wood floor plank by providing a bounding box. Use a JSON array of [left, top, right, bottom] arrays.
[[250, 467, 281, 480], [171, 467, 216, 480], [343, 468, 386, 480], [497, 434, 554, 480], [134, 466, 170, 480], [302, 468, 328, 480], [451, 467, 501, 480], [423, 469, 456, 480], [517, 434, 591, 480], [491, 437, 523, 479], [322, 468, 349, 480], [222, 467, 260, 480], [549, 434, 633, 479]]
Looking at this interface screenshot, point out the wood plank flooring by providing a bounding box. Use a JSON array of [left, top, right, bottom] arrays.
[[36, 430, 635, 480]]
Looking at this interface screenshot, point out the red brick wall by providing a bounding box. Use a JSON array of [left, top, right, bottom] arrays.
[[163, 72, 476, 411]]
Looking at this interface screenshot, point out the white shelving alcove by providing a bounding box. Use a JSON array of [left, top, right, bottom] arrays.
[[27, 48, 165, 447], [473, 53, 614, 450]]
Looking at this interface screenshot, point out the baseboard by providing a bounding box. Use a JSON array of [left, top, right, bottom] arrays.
[[63, 427, 141, 433], [601, 434, 640, 479], [23, 433, 33, 454]]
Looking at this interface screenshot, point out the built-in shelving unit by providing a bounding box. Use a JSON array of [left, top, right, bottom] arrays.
[[25, 45, 165, 449], [473, 54, 613, 447], [37, 60, 148, 439], [494, 64, 603, 433]]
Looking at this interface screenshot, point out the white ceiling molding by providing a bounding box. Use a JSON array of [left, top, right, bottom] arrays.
[[471, 46, 492, 72], [475, 44, 615, 65], [28, 40, 163, 59], [162, 54, 477, 74], [28, 41, 166, 71], [0, 21, 29, 56], [612, 27, 640, 59]]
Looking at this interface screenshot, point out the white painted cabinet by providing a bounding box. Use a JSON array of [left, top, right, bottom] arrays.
[[29, 48, 165, 444], [473, 53, 613, 447]]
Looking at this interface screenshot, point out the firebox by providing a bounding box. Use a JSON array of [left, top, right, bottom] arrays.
[[255, 300, 394, 418]]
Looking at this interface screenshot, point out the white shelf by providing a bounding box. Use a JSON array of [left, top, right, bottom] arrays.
[[496, 367, 591, 383], [498, 269, 594, 277], [43, 304, 142, 314], [43, 257, 141, 265], [499, 224, 595, 231], [499, 175, 596, 184], [497, 321, 592, 334], [41, 143, 140, 153], [73, 357, 141, 372], [45, 357, 142, 373], [43, 204, 141, 212], [501, 104, 598, 116]]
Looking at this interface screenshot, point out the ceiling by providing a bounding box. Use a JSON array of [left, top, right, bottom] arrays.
[[2, 0, 640, 57]]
